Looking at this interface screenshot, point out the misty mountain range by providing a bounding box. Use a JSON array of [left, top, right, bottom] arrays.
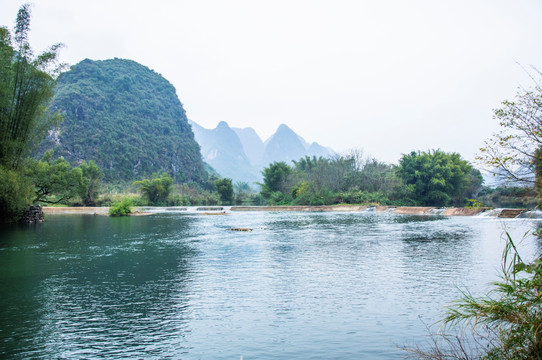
[[189, 121, 335, 184]]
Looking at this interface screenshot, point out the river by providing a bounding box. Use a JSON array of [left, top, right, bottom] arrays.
[[0, 210, 540, 359]]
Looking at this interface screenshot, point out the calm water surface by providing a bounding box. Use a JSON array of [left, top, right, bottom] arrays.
[[0, 211, 540, 359]]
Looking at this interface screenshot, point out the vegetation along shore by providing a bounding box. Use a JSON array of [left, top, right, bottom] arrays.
[[2, 4, 542, 359]]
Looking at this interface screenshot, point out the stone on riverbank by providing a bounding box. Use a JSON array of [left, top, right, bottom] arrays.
[[20, 205, 45, 224]]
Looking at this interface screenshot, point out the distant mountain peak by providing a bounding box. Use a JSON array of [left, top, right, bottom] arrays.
[[190, 120, 335, 183], [190, 121, 260, 184], [277, 123, 291, 131]]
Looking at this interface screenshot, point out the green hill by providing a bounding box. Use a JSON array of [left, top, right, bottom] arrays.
[[42, 58, 206, 183]]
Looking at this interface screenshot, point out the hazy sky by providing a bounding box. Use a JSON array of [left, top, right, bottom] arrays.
[[2, 0, 542, 164]]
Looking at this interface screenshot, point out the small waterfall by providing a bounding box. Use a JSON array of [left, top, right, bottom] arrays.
[[477, 208, 530, 218], [516, 210, 542, 219], [476, 209, 501, 217], [138, 206, 188, 213]]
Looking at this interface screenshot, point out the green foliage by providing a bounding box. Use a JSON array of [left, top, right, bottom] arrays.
[[397, 150, 480, 206], [108, 197, 133, 216], [28, 151, 85, 205], [291, 181, 310, 199], [42, 58, 207, 184], [0, 5, 62, 170], [293, 185, 333, 206], [78, 160, 103, 206], [405, 234, 542, 359], [261, 161, 292, 198], [0, 5, 63, 222], [214, 178, 233, 204], [465, 199, 485, 209], [333, 189, 390, 205], [260, 152, 416, 206], [478, 186, 538, 209], [133, 173, 173, 205], [267, 191, 292, 205], [447, 234, 542, 359], [478, 79, 542, 192], [258, 151, 483, 207], [0, 165, 32, 223]]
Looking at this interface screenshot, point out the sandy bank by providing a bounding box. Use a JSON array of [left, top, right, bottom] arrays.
[[42, 207, 152, 216], [43, 205, 526, 218]]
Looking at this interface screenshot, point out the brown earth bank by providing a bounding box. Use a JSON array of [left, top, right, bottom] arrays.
[[42, 207, 151, 216]]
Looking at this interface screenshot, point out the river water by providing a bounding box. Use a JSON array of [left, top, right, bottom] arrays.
[[0, 210, 540, 359]]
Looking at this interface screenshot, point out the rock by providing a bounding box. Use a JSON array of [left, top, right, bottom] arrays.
[[196, 207, 224, 211], [498, 208, 527, 218], [20, 204, 45, 224]]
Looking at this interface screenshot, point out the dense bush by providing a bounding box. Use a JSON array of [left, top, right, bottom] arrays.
[[333, 189, 390, 205], [258, 152, 480, 207], [108, 198, 133, 216], [133, 173, 173, 205], [0, 165, 33, 223], [397, 150, 482, 206]]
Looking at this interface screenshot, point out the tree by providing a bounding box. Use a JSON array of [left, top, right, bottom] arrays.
[[0, 4, 63, 169], [0, 4, 63, 222], [214, 178, 233, 204], [133, 173, 173, 205], [260, 161, 292, 199], [397, 150, 481, 206], [478, 78, 542, 193], [0, 166, 33, 223], [78, 160, 104, 206], [29, 151, 85, 204]]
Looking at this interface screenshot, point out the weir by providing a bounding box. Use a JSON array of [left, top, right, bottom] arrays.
[[42, 205, 531, 218]]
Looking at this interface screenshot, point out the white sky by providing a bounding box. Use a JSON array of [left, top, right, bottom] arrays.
[[2, 0, 542, 164]]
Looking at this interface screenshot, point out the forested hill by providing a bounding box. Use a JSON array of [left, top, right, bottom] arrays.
[[42, 58, 206, 183]]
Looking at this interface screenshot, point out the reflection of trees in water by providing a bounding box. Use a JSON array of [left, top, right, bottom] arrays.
[[0, 215, 198, 358], [396, 218, 478, 301]]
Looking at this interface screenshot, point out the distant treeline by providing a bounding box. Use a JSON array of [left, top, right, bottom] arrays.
[[258, 150, 483, 207], [18, 148, 538, 211]]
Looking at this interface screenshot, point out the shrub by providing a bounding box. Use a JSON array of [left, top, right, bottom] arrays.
[[108, 198, 133, 216], [405, 233, 542, 359], [133, 173, 173, 205]]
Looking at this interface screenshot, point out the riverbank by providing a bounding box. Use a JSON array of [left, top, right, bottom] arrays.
[[230, 206, 528, 217], [42, 207, 151, 216], [230, 205, 493, 216], [43, 205, 528, 218]]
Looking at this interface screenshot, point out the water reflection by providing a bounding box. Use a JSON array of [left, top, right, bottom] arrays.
[[0, 214, 198, 358], [0, 212, 540, 359]]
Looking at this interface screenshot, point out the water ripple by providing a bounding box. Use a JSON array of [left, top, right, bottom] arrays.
[[0, 212, 539, 359]]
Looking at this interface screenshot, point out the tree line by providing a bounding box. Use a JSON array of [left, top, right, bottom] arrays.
[[1, 4, 541, 224], [259, 149, 483, 207]]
